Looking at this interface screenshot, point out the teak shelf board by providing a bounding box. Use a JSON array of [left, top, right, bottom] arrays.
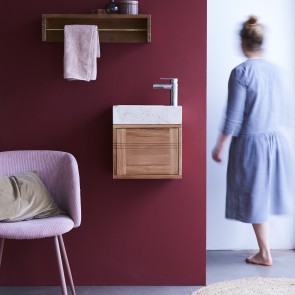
[[42, 14, 151, 43]]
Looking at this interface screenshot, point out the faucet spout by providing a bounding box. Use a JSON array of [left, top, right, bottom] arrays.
[[152, 78, 178, 106], [152, 84, 172, 90]]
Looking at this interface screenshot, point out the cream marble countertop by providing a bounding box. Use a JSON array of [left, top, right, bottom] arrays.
[[113, 105, 182, 124]]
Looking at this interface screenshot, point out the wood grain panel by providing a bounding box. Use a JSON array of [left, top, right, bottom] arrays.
[[113, 125, 182, 179]]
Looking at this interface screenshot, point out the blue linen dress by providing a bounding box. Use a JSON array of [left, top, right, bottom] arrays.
[[223, 58, 291, 223]]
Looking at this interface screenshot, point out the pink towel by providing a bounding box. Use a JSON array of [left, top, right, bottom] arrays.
[[64, 25, 100, 81]]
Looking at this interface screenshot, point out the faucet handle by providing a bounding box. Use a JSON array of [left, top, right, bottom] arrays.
[[160, 78, 178, 83]]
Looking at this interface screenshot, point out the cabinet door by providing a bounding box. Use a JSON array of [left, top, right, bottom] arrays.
[[113, 126, 181, 179]]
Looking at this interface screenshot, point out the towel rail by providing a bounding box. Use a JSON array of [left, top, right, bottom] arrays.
[[46, 28, 147, 32], [42, 14, 151, 43]]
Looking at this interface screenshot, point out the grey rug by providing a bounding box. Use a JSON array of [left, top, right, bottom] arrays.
[[192, 277, 295, 295]]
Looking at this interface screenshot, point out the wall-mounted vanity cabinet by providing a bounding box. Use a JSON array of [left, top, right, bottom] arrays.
[[113, 106, 182, 179]]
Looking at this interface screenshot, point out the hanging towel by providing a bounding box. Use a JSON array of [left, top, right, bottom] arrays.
[[64, 25, 100, 81]]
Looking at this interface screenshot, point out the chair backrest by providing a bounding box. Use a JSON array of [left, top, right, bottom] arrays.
[[0, 150, 81, 227]]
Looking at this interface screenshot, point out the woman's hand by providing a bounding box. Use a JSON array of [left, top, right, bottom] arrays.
[[212, 133, 231, 163], [212, 145, 223, 162]]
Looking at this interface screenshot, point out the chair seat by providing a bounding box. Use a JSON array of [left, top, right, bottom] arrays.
[[0, 215, 74, 239]]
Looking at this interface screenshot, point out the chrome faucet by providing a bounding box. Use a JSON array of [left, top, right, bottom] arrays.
[[153, 78, 178, 106]]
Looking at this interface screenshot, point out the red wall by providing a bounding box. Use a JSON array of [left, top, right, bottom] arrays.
[[0, 0, 206, 286]]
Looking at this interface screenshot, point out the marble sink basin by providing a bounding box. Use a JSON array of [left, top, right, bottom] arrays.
[[113, 105, 182, 124]]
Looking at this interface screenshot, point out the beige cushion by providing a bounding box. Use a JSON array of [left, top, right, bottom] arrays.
[[0, 171, 65, 222]]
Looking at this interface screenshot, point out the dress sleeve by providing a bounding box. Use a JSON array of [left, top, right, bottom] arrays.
[[222, 68, 247, 136]]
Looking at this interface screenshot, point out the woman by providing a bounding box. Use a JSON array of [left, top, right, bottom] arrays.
[[212, 16, 291, 266]]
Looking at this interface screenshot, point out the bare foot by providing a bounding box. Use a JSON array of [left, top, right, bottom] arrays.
[[246, 252, 273, 266]]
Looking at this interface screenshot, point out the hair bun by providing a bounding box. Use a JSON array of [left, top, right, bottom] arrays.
[[247, 15, 258, 26]]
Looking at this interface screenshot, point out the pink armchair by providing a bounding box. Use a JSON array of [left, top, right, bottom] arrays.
[[0, 150, 81, 295]]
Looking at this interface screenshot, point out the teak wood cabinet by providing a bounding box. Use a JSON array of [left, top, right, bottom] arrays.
[[113, 124, 182, 179]]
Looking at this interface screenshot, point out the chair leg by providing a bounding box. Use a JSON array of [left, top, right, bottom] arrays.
[[0, 238, 4, 269], [54, 236, 68, 295], [58, 235, 76, 295], [0, 237, 75, 295]]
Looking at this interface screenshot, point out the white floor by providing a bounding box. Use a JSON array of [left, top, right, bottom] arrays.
[[1, 250, 294, 295]]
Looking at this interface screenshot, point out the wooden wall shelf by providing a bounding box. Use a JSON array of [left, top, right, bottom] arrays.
[[42, 14, 151, 43]]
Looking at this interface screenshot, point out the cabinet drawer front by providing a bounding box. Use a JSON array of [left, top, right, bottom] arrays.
[[113, 127, 181, 177]]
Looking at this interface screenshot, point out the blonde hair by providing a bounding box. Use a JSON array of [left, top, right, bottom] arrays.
[[240, 16, 264, 51]]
